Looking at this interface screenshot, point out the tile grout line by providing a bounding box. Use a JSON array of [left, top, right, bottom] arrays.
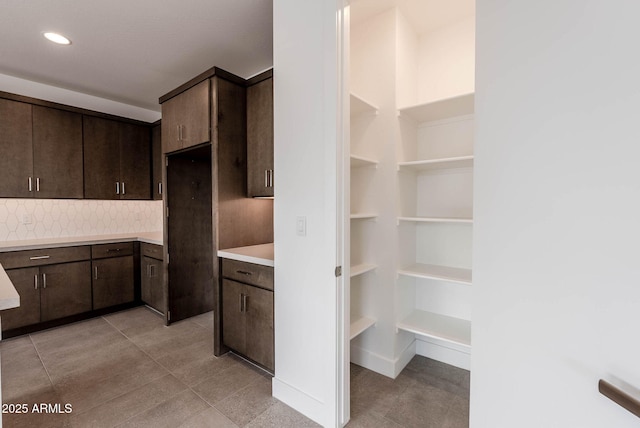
[[27, 333, 56, 391]]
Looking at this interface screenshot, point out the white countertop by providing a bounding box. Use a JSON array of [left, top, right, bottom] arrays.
[[0, 231, 163, 252], [218, 243, 274, 267], [0, 263, 20, 311]]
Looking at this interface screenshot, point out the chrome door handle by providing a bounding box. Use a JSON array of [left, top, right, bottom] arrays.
[[122, 182, 126, 195], [34, 274, 38, 290], [239, 293, 244, 312], [94, 266, 98, 280], [116, 182, 120, 195], [36, 177, 40, 192], [28, 177, 33, 192], [42, 273, 47, 289]]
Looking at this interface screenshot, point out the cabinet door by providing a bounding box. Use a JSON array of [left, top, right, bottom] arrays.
[[40, 261, 92, 321], [222, 279, 246, 354], [161, 80, 210, 154], [245, 285, 274, 371], [32, 106, 84, 199], [141, 256, 164, 313], [83, 116, 120, 199], [92, 256, 135, 310], [247, 78, 274, 197], [119, 122, 151, 200], [151, 124, 163, 200], [0, 98, 33, 198], [0, 267, 40, 331]]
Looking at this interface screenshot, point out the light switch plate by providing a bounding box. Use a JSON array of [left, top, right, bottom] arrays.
[[296, 216, 307, 236]]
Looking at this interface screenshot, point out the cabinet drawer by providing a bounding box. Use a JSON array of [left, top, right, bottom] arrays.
[[0, 246, 90, 269], [222, 259, 273, 291], [91, 242, 134, 259], [141, 243, 163, 260]]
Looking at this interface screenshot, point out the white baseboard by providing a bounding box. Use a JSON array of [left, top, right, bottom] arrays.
[[350, 340, 416, 379], [415, 337, 471, 370], [272, 377, 326, 426]]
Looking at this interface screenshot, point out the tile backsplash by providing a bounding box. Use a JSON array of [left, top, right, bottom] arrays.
[[0, 199, 163, 241]]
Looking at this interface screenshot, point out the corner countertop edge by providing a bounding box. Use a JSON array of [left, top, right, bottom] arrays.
[[218, 243, 274, 267]]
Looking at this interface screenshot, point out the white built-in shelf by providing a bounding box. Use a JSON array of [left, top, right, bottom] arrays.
[[351, 263, 377, 278], [398, 216, 473, 224], [397, 310, 471, 349], [351, 154, 378, 168], [350, 93, 378, 117], [398, 263, 471, 285], [351, 213, 378, 220], [399, 93, 474, 123], [350, 316, 376, 340], [398, 155, 474, 172]]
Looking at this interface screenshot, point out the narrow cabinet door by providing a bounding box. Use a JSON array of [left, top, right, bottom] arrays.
[[151, 124, 163, 200], [92, 256, 135, 310], [119, 122, 151, 199], [247, 77, 274, 197], [245, 285, 274, 371], [222, 279, 246, 355], [32, 106, 83, 198], [0, 267, 40, 331], [0, 98, 33, 198], [40, 261, 92, 321], [83, 116, 120, 199]]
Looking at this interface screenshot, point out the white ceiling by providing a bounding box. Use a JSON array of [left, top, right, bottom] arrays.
[[351, 0, 475, 35], [0, 0, 273, 112]]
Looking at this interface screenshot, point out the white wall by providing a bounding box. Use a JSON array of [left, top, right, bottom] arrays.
[[0, 73, 161, 123], [272, 1, 343, 426], [473, 0, 640, 426]]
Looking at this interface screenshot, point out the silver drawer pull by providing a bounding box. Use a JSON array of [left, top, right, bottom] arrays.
[[29, 255, 50, 260], [107, 248, 122, 253], [236, 270, 252, 276]]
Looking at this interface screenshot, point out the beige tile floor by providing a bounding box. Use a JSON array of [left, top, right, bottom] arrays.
[[0, 307, 469, 427]]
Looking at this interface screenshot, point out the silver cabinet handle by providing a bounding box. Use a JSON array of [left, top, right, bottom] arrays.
[[94, 266, 98, 280], [34, 274, 38, 290], [122, 182, 126, 195], [177, 124, 181, 141], [29, 255, 50, 260], [236, 270, 252, 276], [269, 170, 274, 187], [158, 182, 162, 195], [243, 294, 248, 312], [239, 293, 244, 312], [36, 177, 40, 192], [42, 273, 47, 289], [116, 182, 120, 195], [28, 177, 33, 192], [265, 170, 269, 188]]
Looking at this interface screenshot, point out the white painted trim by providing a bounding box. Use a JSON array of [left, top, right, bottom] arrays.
[[350, 340, 416, 379], [415, 337, 471, 370], [272, 377, 326, 426]]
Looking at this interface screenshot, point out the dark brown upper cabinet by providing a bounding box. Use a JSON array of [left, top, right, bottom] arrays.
[[161, 80, 210, 154], [151, 123, 163, 200], [33, 106, 84, 198], [0, 99, 83, 198], [0, 98, 32, 198], [247, 71, 274, 198], [83, 116, 151, 200]]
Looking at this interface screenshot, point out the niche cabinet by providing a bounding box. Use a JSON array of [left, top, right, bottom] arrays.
[[0, 99, 83, 199], [221, 259, 274, 371], [83, 116, 151, 200], [247, 70, 274, 197]]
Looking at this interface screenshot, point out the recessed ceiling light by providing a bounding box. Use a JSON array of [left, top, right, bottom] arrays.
[[43, 32, 71, 45]]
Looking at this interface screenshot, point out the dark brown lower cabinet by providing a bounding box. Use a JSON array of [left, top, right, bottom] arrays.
[[222, 278, 274, 371], [1, 262, 92, 331], [92, 256, 135, 310], [141, 255, 164, 313]]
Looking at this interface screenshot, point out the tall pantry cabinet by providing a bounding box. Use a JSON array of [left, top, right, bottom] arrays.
[[348, 5, 475, 376]]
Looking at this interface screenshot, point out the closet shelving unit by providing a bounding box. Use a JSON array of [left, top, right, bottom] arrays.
[[349, 92, 379, 341], [396, 93, 475, 362]]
